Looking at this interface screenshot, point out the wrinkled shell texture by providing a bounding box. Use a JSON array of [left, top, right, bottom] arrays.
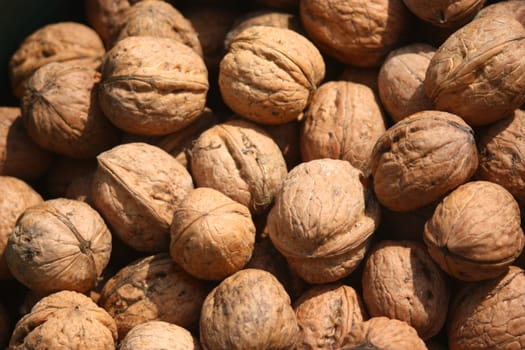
[[170, 187, 256, 280], [219, 25, 325, 125], [92, 142, 193, 252], [9, 22, 105, 98], [476, 0, 525, 24], [424, 181, 525, 281], [402, 0, 486, 27], [21, 62, 119, 158], [362, 240, 450, 340], [9, 290, 117, 350], [267, 159, 381, 284], [119, 321, 201, 350], [85, 0, 140, 45], [191, 119, 287, 214], [5, 198, 112, 294], [199, 268, 299, 350], [300, 81, 386, 175], [0, 107, 52, 180], [99, 254, 208, 339], [300, 0, 411, 67], [293, 284, 367, 349], [448, 266, 525, 350], [99, 36, 208, 136], [425, 15, 525, 126], [371, 110, 478, 212], [378, 43, 436, 122]]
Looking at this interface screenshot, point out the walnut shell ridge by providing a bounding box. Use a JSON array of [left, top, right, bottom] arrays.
[[119, 321, 201, 350]]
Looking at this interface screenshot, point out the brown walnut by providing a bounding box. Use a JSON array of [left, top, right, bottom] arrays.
[[402, 0, 486, 28], [119, 321, 201, 350]]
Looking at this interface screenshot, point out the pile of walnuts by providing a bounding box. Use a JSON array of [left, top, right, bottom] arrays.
[[1, 0, 525, 349]]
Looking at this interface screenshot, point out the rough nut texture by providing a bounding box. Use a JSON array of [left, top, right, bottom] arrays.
[[267, 159, 381, 284], [300, 81, 386, 176], [293, 284, 368, 349], [99, 254, 208, 340], [199, 268, 299, 350], [21, 62, 120, 158], [300, 0, 412, 67], [425, 15, 525, 126], [378, 43, 436, 122], [476, 0, 525, 24], [99, 36, 208, 136], [402, 0, 485, 27], [9, 22, 105, 98], [92, 142, 193, 252], [362, 240, 450, 340], [448, 266, 525, 350], [191, 119, 287, 214], [371, 110, 478, 212], [119, 321, 201, 350], [219, 25, 325, 125], [9, 290, 117, 350]]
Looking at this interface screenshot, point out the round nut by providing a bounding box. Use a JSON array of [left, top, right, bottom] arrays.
[[119, 321, 201, 350], [402, 0, 485, 27]]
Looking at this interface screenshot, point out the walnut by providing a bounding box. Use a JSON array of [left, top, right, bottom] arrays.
[[119, 321, 201, 350], [476, 0, 525, 24], [370, 110, 478, 212], [402, 0, 485, 27]]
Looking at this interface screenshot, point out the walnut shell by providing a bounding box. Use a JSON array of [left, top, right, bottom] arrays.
[[5, 198, 112, 294], [92, 142, 193, 252], [219, 25, 325, 125], [119, 321, 201, 350], [99, 254, 208, 339], [362, 240, 450, 340], [370, 110, 478, 212], [199, 268, 299, 350], [448, 266, 525, 350], [424, 15, 525, 126], [267, 159, 381, 284], [9, 290, 117, 350], [300, 81, 387, 176], [9, 22, 105, 98], [190, 119, 287, 214], [402, 0, 485, 27], [99, 36, 208, 136], [476, 0, 525, 24], [424, 181, 525, 281]]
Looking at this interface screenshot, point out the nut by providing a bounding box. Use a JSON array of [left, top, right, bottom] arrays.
[[119, 321, 201, 350], [402, 0, 485, 27]]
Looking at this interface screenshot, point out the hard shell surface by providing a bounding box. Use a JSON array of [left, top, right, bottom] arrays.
[[402, 0, 485, 27], [119, 321, 201, 350]]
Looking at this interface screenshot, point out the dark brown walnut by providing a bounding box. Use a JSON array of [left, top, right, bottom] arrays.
[[170, 187, 256, 280], [0, 107, 52, 180], [254, 0, 299, 9], [425, 15, 525, 126], [99, 254, 209, 340], [378, 43, 436, 123], [0, 176, 43, 280], [300, 81, 387, 176], [99, 36, 209, 136], [200, 268, 299, 350], [9, 22, 105, 98], [5, 198, 112, 294], [339, 66, 380, 95], [264, 120, 301, 170], [424, 181, 525, 281], [267, 159, 381, 284], [190, 119, 287, 214], [448, 266, 525, 350], [21, 62, 120, 158], [40, 157, 97, 199], [294, 284, 368, 349], [300, 0, 412, 67], [402, 0, 485, 27], [92, 142, 193, 252], [370, 110, 478, 212], [340, 316, 427, 350], [219, 25, 325, 125], [476, 0, 525, 25], [9, 290, 117, 350], [119, 321, 201, 350], [362, 240, 450, 340]]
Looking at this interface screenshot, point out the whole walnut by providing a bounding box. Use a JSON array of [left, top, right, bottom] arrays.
[[199, 268, 299, 350], [370, 110, 478, 212], [219, 26, 325, 125], [190, 119, 288, 214], [448, 266, 525, 350], [5, 198, 112, 294], [293, 284, 368, 349], [300, 81, 387, 176], [362, 240, 450, 340], [119, 321, 201, 350], [9, 22, 105, 98], [425, 15, 525, 126], [267, 159, 381, 284], [424, 181, 525, 281], [92, 142, 194, 252], [9, 290, 117, 350], [99, 36, 208, 136], [402, 0, 485, 27]]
